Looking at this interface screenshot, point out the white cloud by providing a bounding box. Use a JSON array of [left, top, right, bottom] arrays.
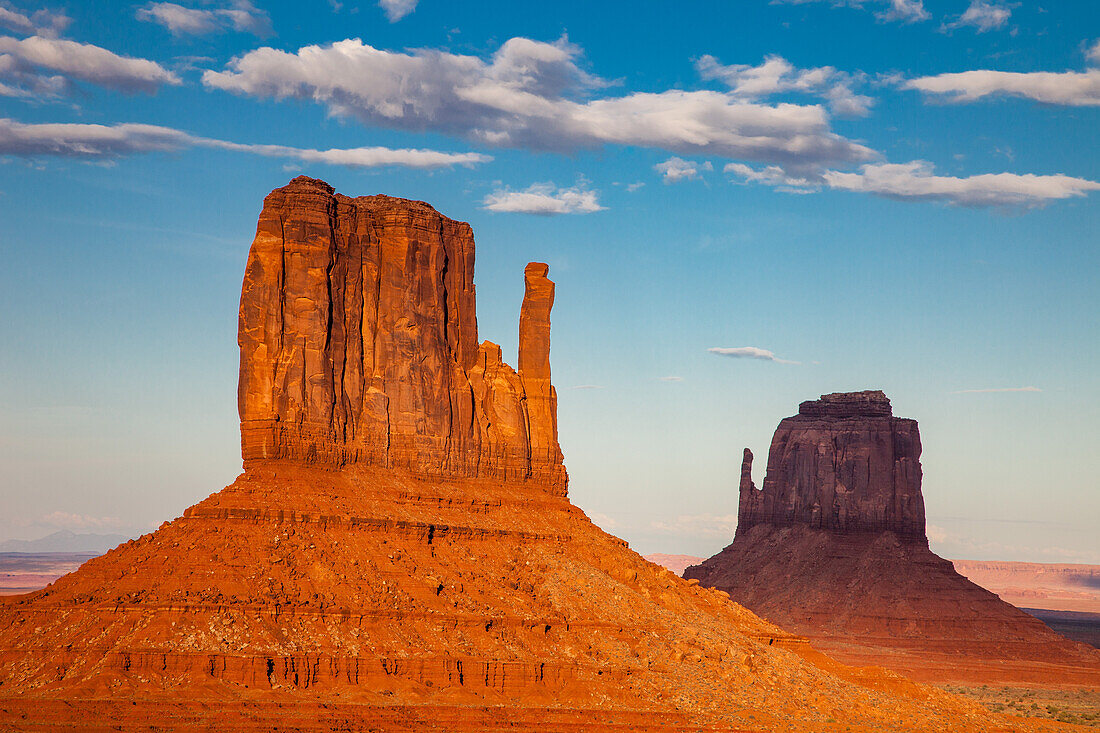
[[942, 1, 1012, 32], [708, 346, 800, 364], [570, 384, 605, 390], [0, 118, 492, 169], [697, 54, 873, 116], [625, 181, 644, 192], [378, 0, 417, 22], [42, 511, 125, 530], [906, 44, 1100, 106], [0, 3, 69, 37], [949, 386, 1041, 394], [0, 34, 181, 96], [202, 37, 875, 167], [483, 182, 605, 215], [651, 514, 739, 537], [0, 118, 191, 156], [655, 156, 712, 183], [907, 69, 1100, 106], [725, 162, 819, 193], [659, 376, 684, 382], [207, 140, 490, 169], [772, 0, 929, 24], [136, 1, 272, 37], [823, 161, 1100, 208]]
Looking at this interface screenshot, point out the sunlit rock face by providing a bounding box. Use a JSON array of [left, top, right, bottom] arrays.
[[237, 176, 566, 492]]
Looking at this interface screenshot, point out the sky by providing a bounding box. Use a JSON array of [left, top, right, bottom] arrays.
[[0, 0, 1097, 564]]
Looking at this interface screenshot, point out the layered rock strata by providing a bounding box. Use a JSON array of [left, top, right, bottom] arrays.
[[686, 391, 1100, 685], [238, 177, 565, 491]]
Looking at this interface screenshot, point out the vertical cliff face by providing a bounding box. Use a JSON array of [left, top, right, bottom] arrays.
[[737, 390, 925, 541], [237, 176, 565, 491]]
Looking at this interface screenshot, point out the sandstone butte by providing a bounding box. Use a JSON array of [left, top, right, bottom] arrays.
[[684, 391, 1100, 689], [0, 177, 1078, 732]]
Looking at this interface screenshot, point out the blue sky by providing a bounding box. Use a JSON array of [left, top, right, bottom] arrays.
[[1, 0, 1097, 563]]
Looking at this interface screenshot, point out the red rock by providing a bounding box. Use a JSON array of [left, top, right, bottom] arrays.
[[737, 391, 924, 540], [238, 176, 565, 492], [686, 391, 1100, 686]]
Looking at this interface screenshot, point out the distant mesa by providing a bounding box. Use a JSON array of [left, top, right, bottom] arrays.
[[0, 178, 1015, 731], [736, 390, 924, 540], [685, 390, 1100, 686]]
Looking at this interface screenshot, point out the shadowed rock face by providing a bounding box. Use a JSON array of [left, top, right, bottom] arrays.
[[237, 176, 565, 491], [686, 390, 1100, 686], [737, 390, 925, 541]]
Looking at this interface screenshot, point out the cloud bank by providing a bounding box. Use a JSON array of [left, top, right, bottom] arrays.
[[202, 36, 874, 167], [907, 43, 1100, 106], [728, 160, 1100, 208], [0, 34, 181, 96], [0, 118, 492, 169]]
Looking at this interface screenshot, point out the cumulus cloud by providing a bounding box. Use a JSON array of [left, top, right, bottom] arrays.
[[136, 1, 272, 37], [697, 54, 873, 116], [823, 161, 1100, 208], [906, 44, 1100, 106], [655, 156, 712, 183], [0, 3, 70, 37], [0, 34, 181, 96], [772, 0, 929, 24], [725, 162, 819, 193], [942, 0, 1012, 32], [378, 0, 417, 22], [202, 36, 875, 167], [949, 386, 1041, 394], [708, 346, 800, 364], [0, 118, 492, 169], [483, 182, 605, 215]]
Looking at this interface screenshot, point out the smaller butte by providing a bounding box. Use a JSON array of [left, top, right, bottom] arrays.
[[686, 390, 1100, 686]]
